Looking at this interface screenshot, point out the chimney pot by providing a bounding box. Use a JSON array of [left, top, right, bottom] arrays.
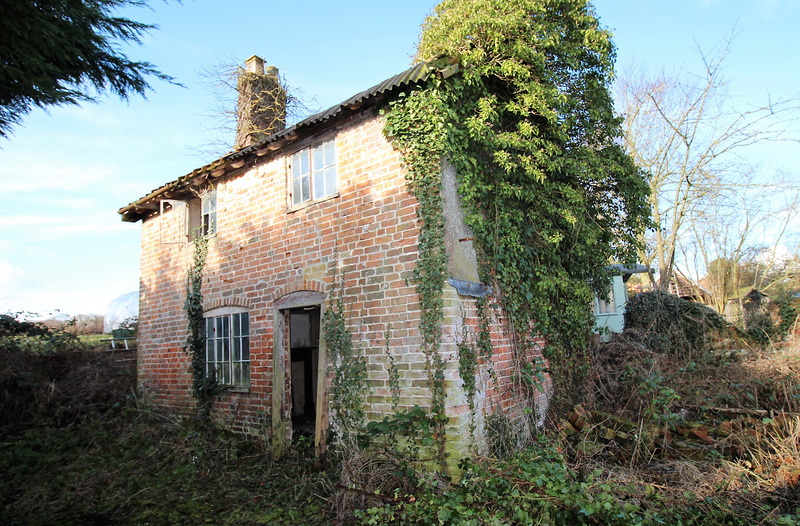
[[244, 55, 265, 74]]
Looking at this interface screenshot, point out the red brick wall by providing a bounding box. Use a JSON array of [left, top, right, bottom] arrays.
[[136, 108, 546, 449]]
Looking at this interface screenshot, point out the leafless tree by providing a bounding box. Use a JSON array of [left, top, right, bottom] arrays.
[[195, 55, 318, 158], [616, 33, 800, 292], [680, 179, 799, 314]]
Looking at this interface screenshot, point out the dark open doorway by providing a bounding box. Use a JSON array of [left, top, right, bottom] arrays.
[[289, 306, 320, 439]]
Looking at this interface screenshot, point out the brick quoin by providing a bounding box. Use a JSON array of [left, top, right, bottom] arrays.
[[124, 63, 550, 467]]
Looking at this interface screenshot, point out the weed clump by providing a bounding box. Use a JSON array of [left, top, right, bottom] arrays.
[[624, 291, 724, 359], [0, 315, 132, 429]]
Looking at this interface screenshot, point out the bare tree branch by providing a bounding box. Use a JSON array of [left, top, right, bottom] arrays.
[[617, 32, 800, 294]]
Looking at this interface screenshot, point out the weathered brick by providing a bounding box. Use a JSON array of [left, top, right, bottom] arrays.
[[131, 97, 548, 466]]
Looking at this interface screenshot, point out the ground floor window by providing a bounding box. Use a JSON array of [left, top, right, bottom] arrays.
[[205, 311, 250, 387], [595, 287, 616, 315]]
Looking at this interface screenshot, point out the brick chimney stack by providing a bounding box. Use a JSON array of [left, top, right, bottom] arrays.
[[235, 55, 286, 149]]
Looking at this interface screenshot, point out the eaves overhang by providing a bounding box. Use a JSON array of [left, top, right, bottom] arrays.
[[118, 58, 457, 223]]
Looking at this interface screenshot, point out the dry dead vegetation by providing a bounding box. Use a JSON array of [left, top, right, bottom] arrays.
[[567, 322, 800, 522], [333, 295, 800, 524], [0, 319, 332, 525], [2, 303, 799, 524]]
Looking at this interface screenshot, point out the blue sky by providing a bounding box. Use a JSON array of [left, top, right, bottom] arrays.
[[1, 0, 797, 317]]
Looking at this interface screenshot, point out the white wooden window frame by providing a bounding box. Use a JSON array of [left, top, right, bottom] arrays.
[[289, 139, 337, 208], [160, 199, 187, 244], [204, 308, 250, 388], [200, 188, 217, 237]]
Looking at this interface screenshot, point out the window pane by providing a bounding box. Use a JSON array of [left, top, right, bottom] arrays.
[[292, 178, 302, 205], [232, 337, 241, 361], [202, 188, 216, 214], [313, 168, 324, 200], [232, 363, 241, 386], [206, 339, 214, 363], [242, 336, 250, 361], [300, 150, 309, 174], [208, 210, 216, 235], [203, 211, 216, 236], [301, 174, 310, 202], [324, 140, 335, 165], [313, 143, 323, 168], [325, 166, 337, 196], [203, 313, 250, 387], [291, 151, 308, 177]]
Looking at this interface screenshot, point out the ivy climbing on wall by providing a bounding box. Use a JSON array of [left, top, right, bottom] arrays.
[[184, 235, 222, 421], [383, 85, 450, 466], [386, 0, 651, 413], [324, 260, 370, 445]]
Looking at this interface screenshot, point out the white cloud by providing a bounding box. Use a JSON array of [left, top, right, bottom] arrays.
[[0, 215, 53, 227], [2, 162, 114, 193], [0, 213, 132, 235], [0, 260, 31, 289], [0, 259, 134, 316]]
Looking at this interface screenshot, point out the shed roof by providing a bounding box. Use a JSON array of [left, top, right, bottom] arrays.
[[118, 58, 457, 223], [669, 270, 711, 302]]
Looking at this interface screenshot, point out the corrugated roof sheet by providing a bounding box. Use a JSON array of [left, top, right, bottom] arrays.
[[119, 59, 448, 222]]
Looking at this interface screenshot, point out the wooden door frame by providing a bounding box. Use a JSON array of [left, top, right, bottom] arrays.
[[272, 291, 328, 458]]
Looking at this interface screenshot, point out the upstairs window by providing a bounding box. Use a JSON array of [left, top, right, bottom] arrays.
[[205, 311, 250, 387], [187, 186, 217, 240], [290, 139, 337, 207], [160, 199, 187, 244], [159, 186, 216, 244], [201, 188, 217, 237]]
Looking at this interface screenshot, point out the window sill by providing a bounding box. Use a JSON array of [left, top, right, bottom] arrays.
[[287, 192, 340, 214], [224, 386, 251, 395], [189, 232, 217, 244]]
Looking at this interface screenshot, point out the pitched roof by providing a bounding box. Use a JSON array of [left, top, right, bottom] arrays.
[[669, 270, 711, 302], [118, 58, 457, 223]]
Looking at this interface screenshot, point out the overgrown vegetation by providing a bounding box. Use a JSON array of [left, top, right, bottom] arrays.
[[0, 314, 83, 356], [325, 262, 370, 445], [184, 235, 222, 420], [344, 298, 800, 524], [624, 290, 724, 359], [386, 0, 651, 420], [0, 316, 123, 429], [0, 318, 332, 525], [3, 298, 799, 524]]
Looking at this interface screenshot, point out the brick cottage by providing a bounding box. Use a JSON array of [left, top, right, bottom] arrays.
[[119, 56, 549, 462]]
